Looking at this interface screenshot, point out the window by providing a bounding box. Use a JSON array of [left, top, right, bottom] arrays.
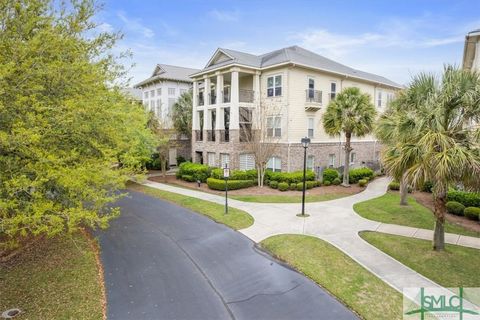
[[207, 152, 216, 167], [267, 75, 282, 97], [239, 107, 253, 142], [308, 78, 315, 98], [239, 154, 255, 170], [267, 156, 281, 172], [168, 88, 176, 95], [150, 100, 155, 111], [156, 99, 162, 116], [386, 93, 394, 105], [267, 116, 281, 137], [377, 91, 382, 107], [150, 90, 155, 97], [307, 118, 314, 138], [220, 153, 230, 168], [306, 155, 314, 171], [350, 152, 356, 164], [330, 82, 337, 100], [168, 98, 175, 115], [157, 88, 162, 95], [329, 154, 336, 167], [144, 91, 149, 99]]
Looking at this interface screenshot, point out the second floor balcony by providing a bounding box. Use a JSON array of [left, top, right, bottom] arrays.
[[239, 89, 254, 103], [305, 89, 322, 111]]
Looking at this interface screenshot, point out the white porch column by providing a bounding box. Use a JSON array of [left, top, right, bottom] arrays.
[[215, 72, 223, 129], [192, 81, 199, 130], [253, 71, 260, 103], [230, 69, 239, 130], [204, 76, 211, 107]]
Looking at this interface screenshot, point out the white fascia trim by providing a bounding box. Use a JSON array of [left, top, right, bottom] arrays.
[[190, 63, 261, 78]]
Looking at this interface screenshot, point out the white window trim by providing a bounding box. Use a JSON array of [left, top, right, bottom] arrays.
[[267, 156, 282, 172], [377, 91, 383, 107], [329, 154, 336, 167], [267, 74, 282, 97], [350, 152, 356, 165], [307, 117, 314, 138], [267, 116, 282, 138], [306, 155, 314, 171], [330, 81, 337, 100]]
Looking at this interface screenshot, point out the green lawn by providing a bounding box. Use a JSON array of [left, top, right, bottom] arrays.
[[354, 193, 479, 237], [261, 234, 403, 320], [230, 193, 347, 203], [360, 231, 480, 287], [0, 233, 103, 319], [128, 183, 254, 230]]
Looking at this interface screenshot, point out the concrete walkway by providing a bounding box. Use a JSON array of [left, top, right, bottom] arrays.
[[142, 178, 480, 295]]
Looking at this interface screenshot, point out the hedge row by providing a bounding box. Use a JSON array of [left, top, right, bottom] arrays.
[[270, 180, 320, 191], [211, 168, 257, 181], [206, 178, 254, 191], [322, 168, 339, 183], [265, 170, 315, 184], [447, 190, 480, 208], [177, 162, 210, 182], [349, 167, 374, 183]]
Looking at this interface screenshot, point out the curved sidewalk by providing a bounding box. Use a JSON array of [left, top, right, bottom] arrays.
[[141, 178, 480, 294]]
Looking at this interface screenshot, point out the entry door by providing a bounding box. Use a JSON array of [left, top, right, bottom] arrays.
[[169, 148, 177, 166]]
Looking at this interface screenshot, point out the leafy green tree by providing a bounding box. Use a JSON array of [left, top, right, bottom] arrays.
[[147, 111, 170, 182], [380, 67, 480, 251], [171, 90, 193, 138], [0, 0, 155, 248], [322, 87, 377, 186]]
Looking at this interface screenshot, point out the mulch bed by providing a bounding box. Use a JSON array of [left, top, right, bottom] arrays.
[[411, 191, 480, 233], [149, 175, 364, 197]]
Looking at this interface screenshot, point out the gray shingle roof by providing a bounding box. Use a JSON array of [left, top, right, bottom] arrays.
[[135, 64, 200, 88], [197, 46, 402, 88]]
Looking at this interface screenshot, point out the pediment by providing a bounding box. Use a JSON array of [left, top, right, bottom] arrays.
[[205, 49, 234, 68], [152, 64, 165, 77]]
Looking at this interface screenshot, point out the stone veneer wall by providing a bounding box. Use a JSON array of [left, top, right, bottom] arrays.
[[192, 130, 381, 171]]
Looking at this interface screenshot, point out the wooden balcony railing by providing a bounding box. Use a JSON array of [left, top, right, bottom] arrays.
[[306, 89, 322, 103]]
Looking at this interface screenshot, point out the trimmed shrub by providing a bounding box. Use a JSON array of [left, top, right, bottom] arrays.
[[296, 182, 303, 191], [278, 182, 289, 192], [332, 177, 341, 185], [358, 179, 367, 187], [289, 183, 297, 190], [446, 201, 465, 216], [145, 153, 162, 170], [323, 180, 331, 186], [421, 181, 434, 193], [265, 170, 315, 184], [306, 181, 317, 189], [464, 207, 480, 221], [176, 156, 187, 165], [207, 178, 254, 191], [447, 190, 480, 208], [349, 167, 374, 184], [181, 175, 195, 182], [388, 181, 400, 191], [178, 162, 210, 182], [211, 168, 257, 181], [323, 168, 339, 183], [269, 180, 279, 189]]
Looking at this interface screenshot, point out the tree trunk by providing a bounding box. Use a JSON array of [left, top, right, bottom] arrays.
[[399, 174, 408, 206], [257, 166, 265, 187], [342, 133, 352, 187], [160, 156, 167, 183], [432, 193, 446, 251]]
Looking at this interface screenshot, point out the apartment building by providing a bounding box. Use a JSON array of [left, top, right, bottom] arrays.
[[190, 45, 401, 172], [135, 64, 200, 165], [463, 29, 480, 71]]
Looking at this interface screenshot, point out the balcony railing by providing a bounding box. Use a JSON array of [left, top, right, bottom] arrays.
[[198, 93, 204, 106], [207, 130, 215, 142], [195, 130, 203, 142], [219, 129, 230, 142], [306, 89, 322, 103], [239, 89, 254, 103], [223, 90, 231, 103]]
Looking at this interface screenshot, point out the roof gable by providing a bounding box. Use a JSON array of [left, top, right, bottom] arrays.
[[152, 64, 166, 77], [205, 49, 234, 68]]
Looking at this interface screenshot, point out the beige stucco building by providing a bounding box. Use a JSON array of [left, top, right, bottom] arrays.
[[463, 29, 480, 71], [190, 46, 401, 173]]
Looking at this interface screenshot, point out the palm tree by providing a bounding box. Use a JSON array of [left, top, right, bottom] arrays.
[[323, 87, 377, 186], [381, 67, 480, 251], [376, 75, 436, 205], [171, 90, 193, 138]]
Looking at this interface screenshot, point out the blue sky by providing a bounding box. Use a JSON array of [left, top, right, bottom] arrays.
[[97, 0, 480, 86]]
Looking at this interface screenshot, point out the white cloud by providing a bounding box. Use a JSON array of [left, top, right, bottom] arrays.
[[117, 11, 154, 38], [98, 22, 113, 33], [209, 9, 240, 22]]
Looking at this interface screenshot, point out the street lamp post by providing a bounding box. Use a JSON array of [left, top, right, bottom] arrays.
[[300, 137, 311, 217], [223, 163, 230, 214]]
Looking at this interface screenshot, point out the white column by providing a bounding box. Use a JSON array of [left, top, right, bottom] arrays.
[[204, 76, 211, 107], [253, 71, 260, 103], [192, 81, 199, 130], [230, 69, 239, 130], [216, 72, 223, 130]]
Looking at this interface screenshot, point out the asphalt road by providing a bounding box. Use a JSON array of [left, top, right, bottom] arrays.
[[97, 190, 358, 320]]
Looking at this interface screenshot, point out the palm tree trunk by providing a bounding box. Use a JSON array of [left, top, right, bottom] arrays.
[[399, 173, 408, 206], [343, 133, 352, 187], [432, 192, 446, 251]]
